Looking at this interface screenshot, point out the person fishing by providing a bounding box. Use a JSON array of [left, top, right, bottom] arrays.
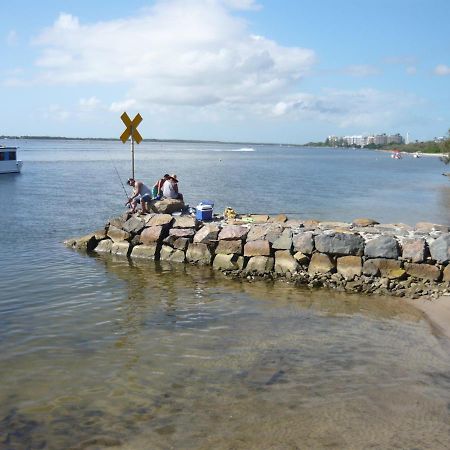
[[125, 178, 153, 214]]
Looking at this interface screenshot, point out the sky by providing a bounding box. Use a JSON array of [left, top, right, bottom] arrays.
[[1, 0, 450, 143]]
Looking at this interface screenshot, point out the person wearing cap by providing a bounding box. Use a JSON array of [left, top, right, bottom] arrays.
[[162, 174, 184, 201], [125, 178, 153, 214]]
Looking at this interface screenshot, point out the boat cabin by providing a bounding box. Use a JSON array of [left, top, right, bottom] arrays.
[[0, 146, 22, 173], [0, 149, 17, 161]]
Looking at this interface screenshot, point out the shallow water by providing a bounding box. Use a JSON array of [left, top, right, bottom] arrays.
[[2, 140, 450, 449]]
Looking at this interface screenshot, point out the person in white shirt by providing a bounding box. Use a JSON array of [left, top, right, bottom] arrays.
[[162, 174, 184, 201], [125, 178, 153, 214]]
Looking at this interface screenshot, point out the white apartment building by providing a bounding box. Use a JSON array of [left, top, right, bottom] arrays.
[[327, 133, 404, 147]]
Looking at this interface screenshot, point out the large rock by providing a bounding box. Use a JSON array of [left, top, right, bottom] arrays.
[[246, 223, 283, 243], [169, 228, 195, 239], [244, 240, 271, 257], [173, 216, 196, 229], [293, 252, 310, 265], [159, 245, 186, 263], [443, 265, 450, 282], [107, 225, 131, 243], [401, 238, 427, 263], [363, 259, 405, 279], [65, 233, 99, 252], [147, 214, 174, 227], [315, 232, 364, 256], [173, 237, 190, 251], [150, 198, 185, 214], [352, 218, 379, 227], [140, 226, 165, 244], [130, 244, 159, 259], [213, 254, 244, 271], [293, 232, 314, 254], [274, 250, 299, 274], [94, 239, 113, 253], [429, 234, 450, 263], [186, 243, 213, 265], [193, 224, 220, 244], [122, 216, 145, 234], [108, 215, 127, 229], [272, 229, 293, 250], [415, 222, 449, 233], [405, 263, 441, 281], [364, 236, 399, 259], [218, 225, 249, 241], [337, 256, 362, 279], [216, 239, 243, 255], [245, 256, 274, 274], [308, 253, 335, 275], [111, 242, 130, 256]]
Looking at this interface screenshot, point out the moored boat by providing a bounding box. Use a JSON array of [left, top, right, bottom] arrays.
[[0, 146, 22, 173]]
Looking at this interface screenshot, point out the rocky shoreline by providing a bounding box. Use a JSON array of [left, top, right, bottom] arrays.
[[65, 207, 450, 300]]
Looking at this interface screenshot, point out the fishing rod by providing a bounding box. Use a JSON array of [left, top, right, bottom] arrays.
[[113, 163, 129, 201]]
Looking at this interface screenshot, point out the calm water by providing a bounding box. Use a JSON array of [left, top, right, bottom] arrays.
[[1, 139, 450, 449]]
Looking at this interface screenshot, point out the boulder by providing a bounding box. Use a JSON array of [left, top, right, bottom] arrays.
[[352, 218, 379, 227], [245, 256, 274, 274], [150, 198, 185, 214], [140, 226, 165, 245], [293, 232, 314, 254], [415, 222, 449, 233], [147, 214, 174, 227], [364, 236, 399, 259], [216, 239, 243, 255], [169, 228, 195, 239], [244, 240, 271, 257], [218, 225, 249, 241], [186, 243, 213, 265], [443, 265, 450, 282], [159, 245, 175, 261], [173, 215, 196, 229], [250, 214, 270, 223], [274, 250, 299, 274], [130, 244, 159, 259], [363, 258, 405, 279], [94, 239, 113, 253], [272, 229, 293, 250], [429, 234, 450, 263], [108, 216, 127, 229], [213, 254, 244, 271], [111, 242, 130, 256], [159, 245, 186, 263], [315, 232, 364, 256], [246, 224, 283, 243], [308, 253, 335, 275], [337, 256, 362, 279], [293, 252, 309, 265], [401, 238, 427, 263], [122, 216, 145, 234], [405, 263, 441, 281], [107, 225, 131, 243], [193, 224, 220, 244], [173, 237, 190, 251], [65, 233, 99, 252], [270, 214, 288, 223]]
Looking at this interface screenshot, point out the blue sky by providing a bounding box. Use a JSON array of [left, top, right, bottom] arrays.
[[1, 0, 449, 143]]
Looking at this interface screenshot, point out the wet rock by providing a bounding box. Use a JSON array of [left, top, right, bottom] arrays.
[[107, 225, 131, 243], [272, 229, 293, 250], [130, 243, 159, 259], [293, 252, 309, 265], [363, 258, 405, 279], [315, 232, 364, 256], [216, 239, 243, 255], [147, 214, 174, 227], [173, 237, 190, 251], [275, 250, 299, 274], [111, 242, 130, 256], [401, 238, 427, 263], [244, 239, 271, 257], [364, 236, 399, 259], [186, 243, 213, 265], [94, 239, 113, 253], [193, 224, 220, 244], [245, 256, 274, 274], [159, 245, 175, 261], [308, 253, 335, 275], [150, 198, 185, 214], [429, 234, 450, 263], [405, 263, 441, 281], [140, 226, 165, 244], [337, 256, 362, 279], [352, 218, 379, 227], [168, 249, 186, 263], [213, 254, 244, 271], [122, 216, 145, 234], [65, 233, 99, 252]]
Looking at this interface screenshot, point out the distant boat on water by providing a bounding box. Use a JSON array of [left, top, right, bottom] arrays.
[[413, 152, 421, 158], [0, 146, 23, 173], [391, 149, 402, 159]]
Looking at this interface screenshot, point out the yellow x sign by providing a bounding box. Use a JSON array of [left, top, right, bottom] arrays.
[[120, 112, 143, 144]]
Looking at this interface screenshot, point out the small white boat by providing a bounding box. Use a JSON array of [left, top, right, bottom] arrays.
[[413, 152, 421, 158], [0, 146, 23, 173]]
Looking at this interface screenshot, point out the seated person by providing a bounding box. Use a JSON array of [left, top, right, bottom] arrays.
[[162, 174, 184, 201], [152, 174, 170, 200], [125, 178, 152, 214]]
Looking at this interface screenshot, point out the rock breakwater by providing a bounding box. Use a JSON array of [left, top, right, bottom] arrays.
[[66, 212, 450, 299]]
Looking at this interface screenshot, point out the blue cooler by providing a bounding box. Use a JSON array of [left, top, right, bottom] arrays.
[[196, 200, 214, 221]]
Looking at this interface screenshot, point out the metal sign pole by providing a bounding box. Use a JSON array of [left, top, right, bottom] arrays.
[[131, 126, 135, 179]]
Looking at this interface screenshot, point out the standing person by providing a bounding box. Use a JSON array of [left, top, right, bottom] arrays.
[[125, 178, 152, 214], [162, 174, 184, 201], [152, 174, 170, 200]]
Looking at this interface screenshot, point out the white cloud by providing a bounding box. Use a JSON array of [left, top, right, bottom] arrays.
[[32, 0, 315, 112], [79, 96, 101, 110], [343, 64, 381, 77], [41, 104, 71, 121], [434, 64, 450, 76], [406, 66, 417, 75], [6, 30, 18, 46]]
